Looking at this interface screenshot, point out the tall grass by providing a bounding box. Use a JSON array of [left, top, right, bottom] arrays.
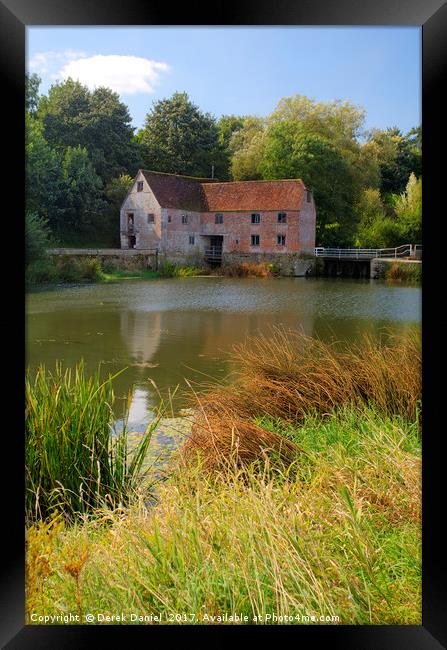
[[25, 362, 157, 522], [383, 261, 422, 283], [183, 327, 421, 469], [26, 407, 421, 625], [216, 262, 279, 277]]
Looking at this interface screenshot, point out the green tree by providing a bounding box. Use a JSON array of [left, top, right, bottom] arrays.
[[38, 79, 138, 183], [25, 211, 53, 265], [259, 121, 355, 246], [394, 173, 422, 243], [25, 73, 42, 116], [103, 174, 134, 246], [229, 116, 266, 180], [366, 127, 422, 196], [61, 146, 105, 236], [25, 112, 65, 230], [138, 92, 223, 178]]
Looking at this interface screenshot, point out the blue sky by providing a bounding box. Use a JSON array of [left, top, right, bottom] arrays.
[[27, 27, 421, 136]]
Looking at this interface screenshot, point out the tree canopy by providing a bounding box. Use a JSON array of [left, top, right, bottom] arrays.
[[138, 92, 224, 178], [25, 77, 421, 250]]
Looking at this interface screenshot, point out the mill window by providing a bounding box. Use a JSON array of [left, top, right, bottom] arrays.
[[182, 214, 188, 224], [189, 235, 195, 245], [278, 212, 287, 223], [147, 213, 155, 224], [137, 181, 144, 192], [277, 235, 286, 246], [251, 234, 260, 246], [251, 213, 260, 224]]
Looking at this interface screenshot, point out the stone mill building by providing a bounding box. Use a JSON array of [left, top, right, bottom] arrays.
[[120, 170, 316, 274]]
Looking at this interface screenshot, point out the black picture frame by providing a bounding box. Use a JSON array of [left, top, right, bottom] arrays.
[[2, 0, 445, 647]]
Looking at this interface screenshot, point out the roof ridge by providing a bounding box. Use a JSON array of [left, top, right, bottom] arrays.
[[201, 178, 305, 185], [140, 169, 215, 182]]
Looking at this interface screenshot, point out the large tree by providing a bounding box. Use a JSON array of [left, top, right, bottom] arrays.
[[25, 111, 65, 230], [138, 92, 224, 178], [365, 127, 422, 196], [60, 146, 106, 236], [259, 121, 356, 246], [37, 78, 139, 183], [229, 116, 266, 180]]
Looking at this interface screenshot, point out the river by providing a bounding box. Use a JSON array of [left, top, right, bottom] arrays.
[[26, 276, 421, 445]]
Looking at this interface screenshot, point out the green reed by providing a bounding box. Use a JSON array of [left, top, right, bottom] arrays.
[[25, 361, 157, 522]]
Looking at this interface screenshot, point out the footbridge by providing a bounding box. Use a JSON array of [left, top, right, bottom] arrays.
[[314, 244, 422, 278]]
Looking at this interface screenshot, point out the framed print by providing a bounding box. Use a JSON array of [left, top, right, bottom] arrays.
[[2, 0, 445, 646]]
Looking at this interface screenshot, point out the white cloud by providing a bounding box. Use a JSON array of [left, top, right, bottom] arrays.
[[59, 55, 170, 94], [29, 50, 87, 75]]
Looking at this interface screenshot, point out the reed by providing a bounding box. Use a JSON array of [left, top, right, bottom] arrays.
[[26, 407, 421, 625], [25, 361, 157, 522], [183, 327, 421, 469], [215, 262, 278, 277]]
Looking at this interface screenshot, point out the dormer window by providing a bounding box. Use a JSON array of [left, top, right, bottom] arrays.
[[137, 181, 144, 192]]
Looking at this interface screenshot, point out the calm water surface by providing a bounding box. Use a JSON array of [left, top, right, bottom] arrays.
[[26, 277, 421, 427]]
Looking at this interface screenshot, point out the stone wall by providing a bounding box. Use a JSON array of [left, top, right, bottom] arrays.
[[221, 252, 315, 277], [48, 249, 159, 270]]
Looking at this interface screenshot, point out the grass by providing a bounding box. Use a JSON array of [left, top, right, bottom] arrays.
[[25, 361, 159, 522], [25, 329, 421, 625], [381, 261, 422, 284], [26, 256, 208, 285], [26, 406, 421, 625], [215, 262, 279, 277], [183, 327, 421, 470]]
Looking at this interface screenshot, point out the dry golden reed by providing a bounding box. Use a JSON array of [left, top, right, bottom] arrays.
[[183, 326, 421, 469]]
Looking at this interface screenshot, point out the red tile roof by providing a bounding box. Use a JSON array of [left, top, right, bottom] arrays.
[[140, 170, 306, 212], [201, 179, 305, 212]]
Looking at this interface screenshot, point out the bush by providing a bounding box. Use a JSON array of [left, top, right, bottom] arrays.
[[25, 211, 52, 265]]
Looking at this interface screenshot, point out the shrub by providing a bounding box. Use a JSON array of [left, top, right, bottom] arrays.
[[25, 211, 52, 266]]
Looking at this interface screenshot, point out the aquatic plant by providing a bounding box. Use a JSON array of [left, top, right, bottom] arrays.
[[183, 327, 421, 469], [25, 361, 157, 522]]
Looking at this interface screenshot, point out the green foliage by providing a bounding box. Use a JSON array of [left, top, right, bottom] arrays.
[[37, 78, 139, 183], [159, 261, 207, 277], [25, 362, 157, 521], [26, 256, 104, 285], [260, 121, 356, 245], [61, 146, 106, 235], [366, 127, 422, 196], [380, 261, 422, 284], [25, 73, 42, 116], [229, 116, 266, 180], [27, 405, 421, 624], [102, 174, 134, 246], [138, 92, 224, 178], [25, 211, 52, 265], [393, 173, 422, 243], [25, 112, 65, 227]]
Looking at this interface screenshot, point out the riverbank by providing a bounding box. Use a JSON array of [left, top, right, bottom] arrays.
[[26, 329, 421, 625]]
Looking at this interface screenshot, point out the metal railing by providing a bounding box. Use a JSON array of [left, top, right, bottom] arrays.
[[314, 244, 420, 260], [204, 247, 223, 259]]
